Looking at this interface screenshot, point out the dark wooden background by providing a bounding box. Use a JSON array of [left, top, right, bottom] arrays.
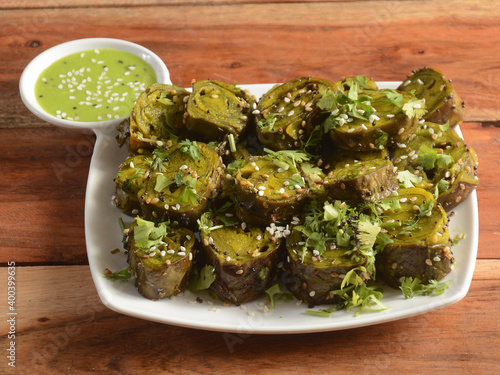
[[1, 1, 499, 373]]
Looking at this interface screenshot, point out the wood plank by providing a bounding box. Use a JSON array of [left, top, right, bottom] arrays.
[[1, 0, 371, 10], [2, 0, 500, 129], [0, 261, 498, 374], [0, 127, 93, 265], [460, 123, 500, 260]]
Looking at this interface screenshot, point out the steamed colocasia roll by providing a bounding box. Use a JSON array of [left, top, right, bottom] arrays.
[[398, 67, 465, 127], [117, 83, 190, 153], [255, 77, 341, 150], [185, 80, 256, 142]]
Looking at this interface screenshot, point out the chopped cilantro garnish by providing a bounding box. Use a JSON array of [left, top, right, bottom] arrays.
[[227, 159, 246, 172], [399, 277, 451, 298], [257, 112, 281, 132], [154, 174, 175, 192], [151, 149, 171, 172], [402, 98, 427, 119], [175, 173, 199, 206], [265, 284, 293, 309], [188, 265, 216, 292], [133, 217, 170, 249], [397, 170, 422, 188], [307, 267, 388, 317], [104, 267, 132, 282], [179, 139, 202, 161], [156, 92, 174, 106], [434, 178, 450, 199], [418, 145, 454, 170], [197, 211, 224, 234]]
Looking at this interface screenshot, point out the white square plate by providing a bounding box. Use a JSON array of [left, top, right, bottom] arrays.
[[85, 83, 478, 334]]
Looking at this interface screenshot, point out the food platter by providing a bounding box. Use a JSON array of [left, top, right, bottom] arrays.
[[85, 82, 478, 334]]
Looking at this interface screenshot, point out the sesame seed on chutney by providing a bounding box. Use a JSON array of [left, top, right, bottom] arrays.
[[35, 48, 157, 122]]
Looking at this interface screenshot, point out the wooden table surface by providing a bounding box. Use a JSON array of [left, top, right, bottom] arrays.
[[1, 0, 499, 373]]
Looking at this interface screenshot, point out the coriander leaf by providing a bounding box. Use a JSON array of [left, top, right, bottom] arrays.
[[330, 282, 388, 316], [357, 220, 381, 274], [207, 141, 220, 149], [397, 170, 422, 188], [434, 178, 450, 199], [381, 89, 404, 106], [176, 174, 199, 206], [300, 162, 324, 185], [227, 159, 246, 171], [174, 170, 185, 186], [322, 116, 338, 132], [399, 277, 451, 298], [301, 125, 324, 152], [317, 90, 337, 112], [188, 265, 216, 292], [418, 145, 438, 169], [198, 212, 217, 234], [354, 75, 371, 89], [402, 98, 427, 119], [156, 92, 174, 106], [265, 284, 293, 309], [340, 267, 367, 290], [357, 220, 381, 252], [378, 197, 402, 211], [436, 153, 454, 168], [265, 148, 310, 164], [417, 199, 435, 218], [323, 201, 340, 221], [257, 112, 281, 132], [154, 174, 175, 192], [179, 139, 202, 161], [375, 231, 393, 252], [133, 218, 169, 249], [104, 267, 132, 282], [285, 174, 305, 188], [152, 149, 171, 172]]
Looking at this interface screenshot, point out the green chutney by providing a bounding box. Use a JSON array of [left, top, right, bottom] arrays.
[[35, 48, 158, 122]]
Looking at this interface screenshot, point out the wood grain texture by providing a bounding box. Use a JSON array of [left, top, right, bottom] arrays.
[[0, 127, 94, 265], [0, 262, 498, 374], [2, 0, 500, 129], [1, 1, 499, 373]]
